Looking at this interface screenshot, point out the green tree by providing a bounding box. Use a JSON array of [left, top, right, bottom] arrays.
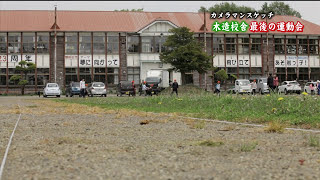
[[215, 69, 228, 88], [199, 2, 256, 13], [160, 27, 212, 85], [259, 2, 301, 18], [114, 8, 144, 12], [9, 60, 36, 95]]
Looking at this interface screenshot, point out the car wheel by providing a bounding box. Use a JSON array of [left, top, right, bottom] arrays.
[[66, 94, 68, 97], [57, 95, 60, 98], [284, 89, 288, 95], [297, 91, 301, 95]]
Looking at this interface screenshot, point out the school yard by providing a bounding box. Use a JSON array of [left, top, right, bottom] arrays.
[[0, 93, 320, 179]]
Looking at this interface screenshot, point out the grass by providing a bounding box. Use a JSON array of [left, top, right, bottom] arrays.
[[308, 135, 320, 147], [55, 85, 320, 128], [198, 140, 224, 147], [264, 121, 285, 133], [240, 142, 258, 152]]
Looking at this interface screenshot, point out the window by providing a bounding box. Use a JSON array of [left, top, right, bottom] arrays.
[[107, 36, 119, 54], [275, 38, 285, 54], [141, 37, 154, 53], [65, 33, 78, 54], [155, 36, 167, 53], [238, 37, 249, 54], [79, 33, 91, 54], [37, 34, 49, 53], [8, 33, 21, 53], [298, 39, 308, 55], [213, 37, 224, 54], [225, 37, 236, 54], [127, 36, 139, 53], [205, 37, 212, 55], [251, 38, 261, 54], [127, 67, 140, 83], [107, 68, 119, 85], [22, 33, 35, 53], [93, 33, 105, 54], [309, 39, 319, 55], [286, 38, 297, 55], [0, 33, 6, 54]]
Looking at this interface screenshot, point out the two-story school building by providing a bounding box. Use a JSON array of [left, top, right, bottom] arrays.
[[0, 10, 319, 94]]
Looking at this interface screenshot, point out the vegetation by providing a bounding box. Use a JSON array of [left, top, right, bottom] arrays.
[[264, 121, 285, 133], [198, 140, 224, 147], [9, 60, 36, 95], [114, 8, 144, 12], [199, 2, 302, 18], [308, 135, 320, 147], [199, 2, 255, 13], [240, 142, 258, 152], [159, 27, 212, 84], [57, 86, 320, 128]]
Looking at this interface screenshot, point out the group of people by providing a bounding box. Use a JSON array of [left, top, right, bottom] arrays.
[[139, 79, 179, 96], [313, 81, 320, 95], [267, 74, 279, 92]]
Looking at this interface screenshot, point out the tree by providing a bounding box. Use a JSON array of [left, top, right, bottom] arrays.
[[259, 2, 301, 18], [215, 69, 228, 83], [9, 60, 36, 95], [114, 8, 144, 12], [199, 2, 256, 13], [159, 27, 212, 85]]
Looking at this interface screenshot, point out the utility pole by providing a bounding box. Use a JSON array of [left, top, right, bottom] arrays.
[[204, 10, 207, 91], [54, 5, 57, 83]]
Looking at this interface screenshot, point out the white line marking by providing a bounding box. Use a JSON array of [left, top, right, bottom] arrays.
[[147, 112, 320, 133], [0, 105, 22, 180]]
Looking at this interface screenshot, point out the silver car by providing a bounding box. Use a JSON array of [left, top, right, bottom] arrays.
[[87, 82, 107, 97], [235, 79, 252, 94], [278, 81, 301, 95], [256, 78, 269, 94], [43, 83, 61, 98], [303, 82, 317, 94]]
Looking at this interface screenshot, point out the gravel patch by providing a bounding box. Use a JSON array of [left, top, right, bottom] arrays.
[[0, 96, 320, 179]]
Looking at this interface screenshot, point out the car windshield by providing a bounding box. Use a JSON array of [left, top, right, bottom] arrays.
[[71, 82, 80, 87], [93, 83, 105, 87], [239, 81, 250, 86], [260, 79, 267, 83], [289, 82, 299, 85], [146, 77, 160, 83], [47, 84, 58, 87]]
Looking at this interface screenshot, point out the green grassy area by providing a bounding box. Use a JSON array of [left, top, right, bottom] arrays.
[[56, 85, 320, 128]]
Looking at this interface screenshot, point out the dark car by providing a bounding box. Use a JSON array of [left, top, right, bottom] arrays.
[[116, 81, 136, 96], [145, 77, 163, 95], [65, 82, 81, 97]]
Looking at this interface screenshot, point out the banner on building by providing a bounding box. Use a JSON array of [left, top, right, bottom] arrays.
[[0, 55, 7, 67], [65, 55, 78, 68], [274, 56, 308, 67], [8, 54, 22, 68]]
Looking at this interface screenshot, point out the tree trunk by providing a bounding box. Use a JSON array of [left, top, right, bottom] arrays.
[[21, 85, 25, 95], [181, 72, 186, 85]]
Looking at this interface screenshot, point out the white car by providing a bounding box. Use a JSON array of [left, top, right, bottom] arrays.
[[304, 82, 317, 94], [235, 79, 252, 94], [43, 83, 61, 98], [278, 81, 301, 95]]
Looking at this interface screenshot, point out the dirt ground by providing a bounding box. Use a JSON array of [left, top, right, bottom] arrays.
[[0, 96, 320, 180]]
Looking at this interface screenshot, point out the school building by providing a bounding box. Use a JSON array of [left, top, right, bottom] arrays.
[[0, 10, 319, 93]]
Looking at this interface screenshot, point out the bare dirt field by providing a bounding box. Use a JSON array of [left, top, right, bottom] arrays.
[[0, 96, 320, 180]]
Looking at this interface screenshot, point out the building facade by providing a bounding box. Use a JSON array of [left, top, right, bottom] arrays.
[[0, 10, 319, 94]]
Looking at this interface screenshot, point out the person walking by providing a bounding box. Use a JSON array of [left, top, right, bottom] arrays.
[[171, 79, 179, 96], [251, 79, 257, 95], [214, 81, 221, 95], [309, 83, 315, 95], [273, 75, 279, 92], [142, 81, 147, 96], [317, 81, 320, 95], [267, 74, 274, 93], [80, 79, 86, 98]]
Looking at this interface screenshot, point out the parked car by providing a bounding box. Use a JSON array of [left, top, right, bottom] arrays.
[[256, 77, 270, 94], [43, 83, 61, 98], [65, 82, 81, 97], [117, 81, 136, 96], [304, 82, 317, 94], [227, 86, 235, 94], [86, 82, 107, 97], [278, 81, 301, 95], [235, 79, 252, 94]]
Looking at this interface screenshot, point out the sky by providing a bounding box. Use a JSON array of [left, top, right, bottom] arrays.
[[0, 1, 319, 25]]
